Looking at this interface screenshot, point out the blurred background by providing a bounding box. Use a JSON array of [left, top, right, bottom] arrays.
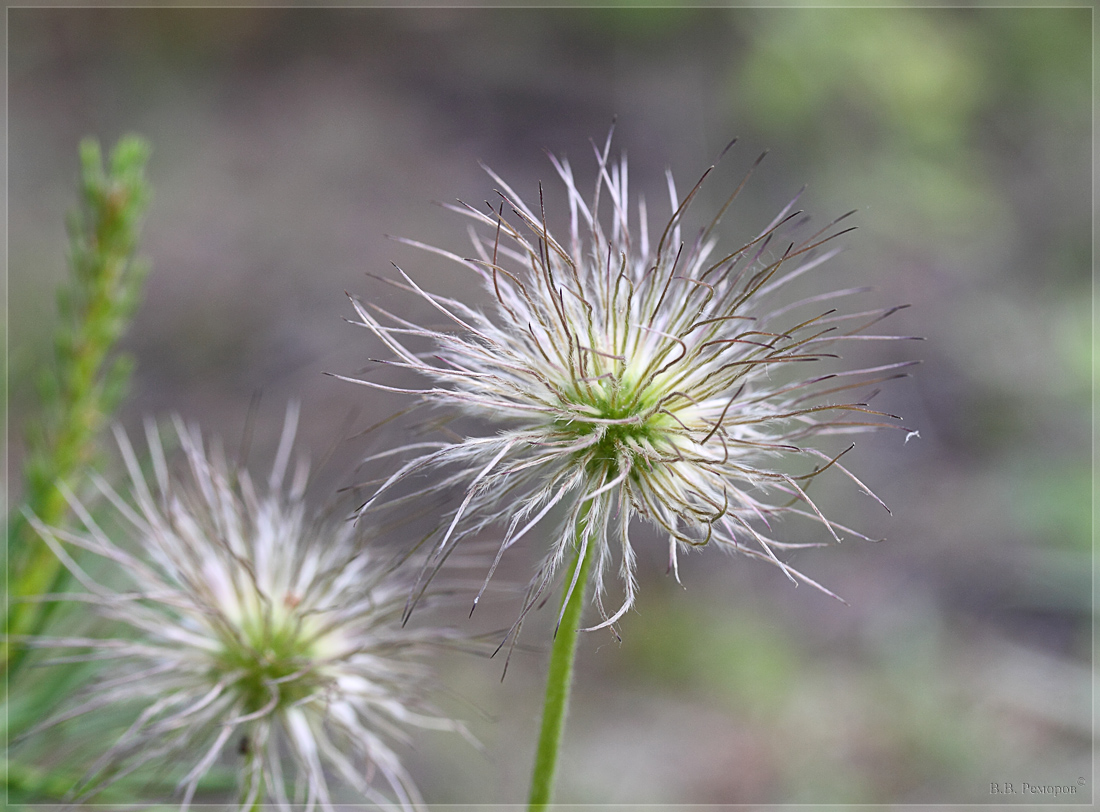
[[7, 4, 1092, 809]]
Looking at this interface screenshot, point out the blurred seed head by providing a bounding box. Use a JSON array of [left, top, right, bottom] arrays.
[[25, 405, 472, 811]]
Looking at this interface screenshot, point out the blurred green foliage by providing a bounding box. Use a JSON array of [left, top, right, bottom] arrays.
[[740, 9, 985, 152], [5, 137, 150, 686], [736, 8, 1089, 260], [626, 598, 801, 719]]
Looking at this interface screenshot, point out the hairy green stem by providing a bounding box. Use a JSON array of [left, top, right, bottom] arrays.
[[3, 135, 150, 677], [527, 511, 594, 811]]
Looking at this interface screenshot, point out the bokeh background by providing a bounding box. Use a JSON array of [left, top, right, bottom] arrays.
[[7, 4, 1092, 809]]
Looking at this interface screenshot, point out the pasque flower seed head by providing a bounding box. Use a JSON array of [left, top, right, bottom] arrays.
[[341, 130, 916, 636], [25, 405, 471, 811]]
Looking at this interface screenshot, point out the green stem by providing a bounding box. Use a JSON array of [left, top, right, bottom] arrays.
[[2, 136, 150, 678], [527, 511, 595, 811], [240, 745, 264, 812]]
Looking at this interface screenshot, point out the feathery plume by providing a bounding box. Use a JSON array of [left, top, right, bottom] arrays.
[[23, 406, 470, 810], [341, 130, 916, 637]]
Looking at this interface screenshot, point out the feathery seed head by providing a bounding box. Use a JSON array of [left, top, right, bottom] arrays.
[[26, 406, 469, 811], [343, 130, 916, 636]]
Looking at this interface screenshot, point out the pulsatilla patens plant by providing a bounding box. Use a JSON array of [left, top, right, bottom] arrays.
[[22, 407, 472, 811], [342, 132, 916, 637]]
